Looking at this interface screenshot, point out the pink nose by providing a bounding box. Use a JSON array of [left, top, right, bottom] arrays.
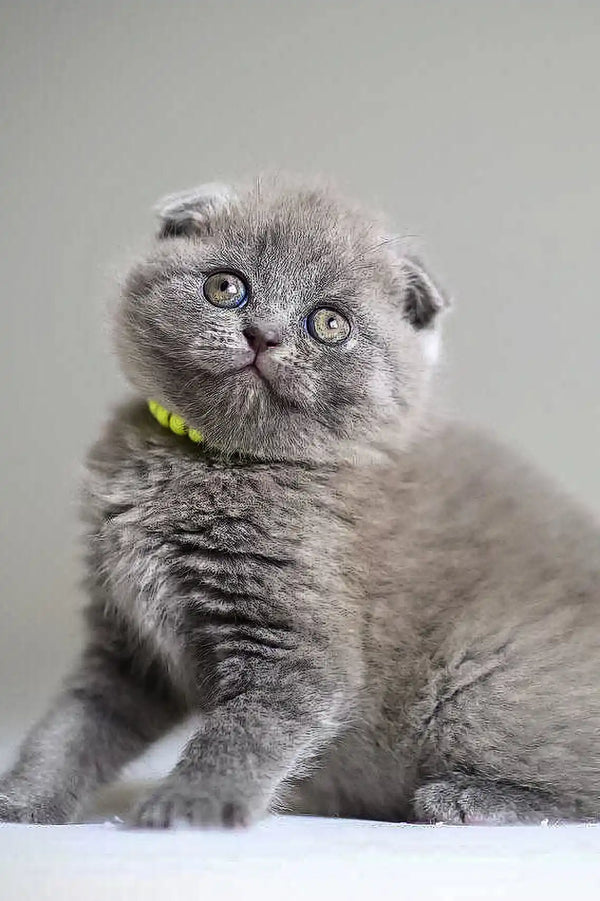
[[243, 324, 282, 354]]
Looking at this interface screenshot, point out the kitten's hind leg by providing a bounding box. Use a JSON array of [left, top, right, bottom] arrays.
[[0, 642, 181, 824], [413, 777, 582, 825]]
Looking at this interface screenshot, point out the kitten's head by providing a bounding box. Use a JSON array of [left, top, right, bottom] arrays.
[[115, 177, 448, 462]]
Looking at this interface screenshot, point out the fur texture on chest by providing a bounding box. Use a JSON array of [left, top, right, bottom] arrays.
[[81, 402, 357, 703]]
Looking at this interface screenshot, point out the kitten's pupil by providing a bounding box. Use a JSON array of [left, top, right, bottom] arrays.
[[328, 317, 339, 330], [220, 280, 230, 293]]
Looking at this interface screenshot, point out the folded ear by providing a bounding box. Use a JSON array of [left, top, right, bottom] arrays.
[[400, 256, 450, 330], [155, 183, 235, 238]]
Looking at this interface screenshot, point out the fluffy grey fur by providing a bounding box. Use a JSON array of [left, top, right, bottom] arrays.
[[1, 177, 599, 828]]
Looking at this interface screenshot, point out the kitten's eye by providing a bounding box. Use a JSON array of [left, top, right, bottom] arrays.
[[307, 307, 351, 345], [203, 272, 248, 309]]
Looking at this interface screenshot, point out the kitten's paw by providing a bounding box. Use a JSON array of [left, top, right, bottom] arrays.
[[0, 794, 28, 824], [0, 789, 69, 825], [414, 780, 483, 824], [130, 781, 259, 830], [413, 779, 561, 825]]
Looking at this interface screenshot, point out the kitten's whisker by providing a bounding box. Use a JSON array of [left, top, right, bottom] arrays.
[[349, 234, 420, 270], [367, 234, 421, 253]]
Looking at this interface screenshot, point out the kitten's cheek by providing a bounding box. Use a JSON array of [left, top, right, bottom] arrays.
[[273, 371, 319, 408]]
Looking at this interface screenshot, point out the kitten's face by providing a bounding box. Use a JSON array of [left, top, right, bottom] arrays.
[[116, 181, 446, 461]]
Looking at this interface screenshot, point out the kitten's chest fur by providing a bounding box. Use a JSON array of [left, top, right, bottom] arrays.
[[83, 409, 353, 700]]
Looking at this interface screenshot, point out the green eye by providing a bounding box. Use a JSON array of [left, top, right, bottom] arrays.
[[203, 272, 248, 309], [306, 307, 351, 345]]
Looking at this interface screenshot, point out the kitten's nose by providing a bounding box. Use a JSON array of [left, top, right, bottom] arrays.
[[243, 324, 282, 354]]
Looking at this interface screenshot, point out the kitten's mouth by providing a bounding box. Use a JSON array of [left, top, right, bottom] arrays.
[[239, 358, 270, 384], [226, 355, 310, 416]]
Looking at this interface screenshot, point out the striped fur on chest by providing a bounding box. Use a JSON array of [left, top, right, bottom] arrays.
[[86, 456, 321, 701]]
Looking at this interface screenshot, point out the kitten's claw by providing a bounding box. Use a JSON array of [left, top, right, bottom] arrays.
[[130, 782, 256, 829]]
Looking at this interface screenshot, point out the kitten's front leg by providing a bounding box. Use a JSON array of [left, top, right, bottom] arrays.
[[0, 644, 180, 824], [132, 656, 347, 829]]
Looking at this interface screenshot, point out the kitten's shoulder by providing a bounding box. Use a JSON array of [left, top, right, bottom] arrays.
[[407, 418, 560, 502], [411, 418, 530, 485], [85, 397, 171, 468], [403, 417, 599, 542], [80, 398, 196, 522]]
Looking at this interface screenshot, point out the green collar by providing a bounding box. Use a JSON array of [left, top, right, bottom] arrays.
[[148, 400, 204, 445]]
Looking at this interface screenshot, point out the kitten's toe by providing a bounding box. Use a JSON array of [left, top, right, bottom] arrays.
[[413, 781, 469, 824], [130, 781, 256, 829]]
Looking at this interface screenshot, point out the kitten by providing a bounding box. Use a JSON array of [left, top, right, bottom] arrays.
[[1, 177, 599, 828]]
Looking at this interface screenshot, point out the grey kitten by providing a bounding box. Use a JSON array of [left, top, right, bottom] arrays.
[[1, 176, 599, 828]]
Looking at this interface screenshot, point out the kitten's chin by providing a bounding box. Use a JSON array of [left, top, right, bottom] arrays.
[[193, 402, 425, 467], [140, 370, 427, 465]]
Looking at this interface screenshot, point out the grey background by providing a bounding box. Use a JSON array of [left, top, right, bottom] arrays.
[[1, 0, 599, 771]]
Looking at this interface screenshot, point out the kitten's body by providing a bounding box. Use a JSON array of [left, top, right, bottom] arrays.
[[1, 178, 599, 826]]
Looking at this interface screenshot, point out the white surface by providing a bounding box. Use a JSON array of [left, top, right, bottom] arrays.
[[1, 816, 599, 901]]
